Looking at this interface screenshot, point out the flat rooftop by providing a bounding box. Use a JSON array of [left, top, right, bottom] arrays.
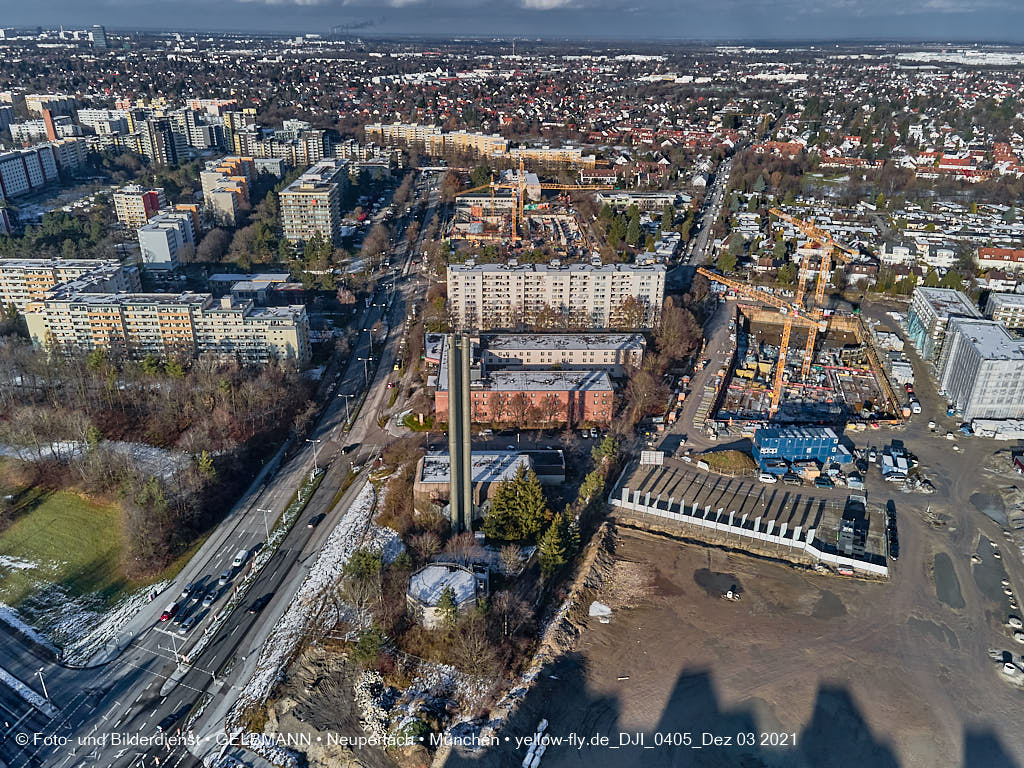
[[448, 262, 667, 275], [209, 272, 290, 284], [42, 291, 211, 307], [484, 332, 644, 352], [755, 426, 840, 442], [947, 318, 1024, 360], [0, 257, 122, 271], [914, 287, 982, 320], [985, 292, 1024, 313], [418, 450, 530, 485]]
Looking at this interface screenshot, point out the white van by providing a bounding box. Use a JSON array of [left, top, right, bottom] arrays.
[[232, 549, 248, 569], [758, 473, 778, 484]]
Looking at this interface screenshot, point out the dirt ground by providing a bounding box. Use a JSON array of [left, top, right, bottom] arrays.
[[444, 512, 1024, 768]]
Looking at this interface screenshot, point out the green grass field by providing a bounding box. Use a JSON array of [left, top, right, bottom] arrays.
[[0, 489, 128, 610]]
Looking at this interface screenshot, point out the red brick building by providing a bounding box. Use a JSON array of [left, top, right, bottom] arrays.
[[435, 369, 614, 428]]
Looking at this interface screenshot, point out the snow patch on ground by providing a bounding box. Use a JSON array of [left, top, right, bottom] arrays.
[[8, 580, 170, 665], [226, 481, 378, 750], [0, 555, 38, 572], [0, 602, 58, 654], [0, 665, 56, 716], [0, 440, 188, 479]]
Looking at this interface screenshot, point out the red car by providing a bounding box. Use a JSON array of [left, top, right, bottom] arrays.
[[159, 602, 179, 622]]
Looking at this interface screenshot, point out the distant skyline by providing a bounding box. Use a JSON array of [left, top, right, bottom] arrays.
[[5, 1, 1024, 42]]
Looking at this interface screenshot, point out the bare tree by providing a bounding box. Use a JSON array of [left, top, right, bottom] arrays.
[[499, 544, 523, 576]]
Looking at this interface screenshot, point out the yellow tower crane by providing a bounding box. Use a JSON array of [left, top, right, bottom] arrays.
[[768, 208, 858, 379], [695, 266, 816, 416]]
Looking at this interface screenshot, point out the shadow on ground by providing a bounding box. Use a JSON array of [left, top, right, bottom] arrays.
[[444, 652, 1019, 768]]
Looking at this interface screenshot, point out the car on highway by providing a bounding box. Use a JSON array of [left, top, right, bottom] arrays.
[[218, 569, 232, 586], [201, 588, 218, 607], [156, 712, 181, 733], [248, 594, 273, 614], [159, 602, 179, 622], [233, 549, 248, 568], [307, 513, 326, 529], [180, 581, 196, 599], [179, 615, 199, 634]]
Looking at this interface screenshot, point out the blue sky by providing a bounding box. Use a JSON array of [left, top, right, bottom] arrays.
[[5, 0, 1024, 40]]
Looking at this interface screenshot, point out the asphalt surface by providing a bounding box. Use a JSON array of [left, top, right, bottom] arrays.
[[0, 173, 441, 768]]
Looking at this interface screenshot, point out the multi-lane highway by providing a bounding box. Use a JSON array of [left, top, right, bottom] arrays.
[[0, 172, 441, 768]]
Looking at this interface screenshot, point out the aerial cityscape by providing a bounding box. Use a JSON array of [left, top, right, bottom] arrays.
[[0, 12, 1023, 768]]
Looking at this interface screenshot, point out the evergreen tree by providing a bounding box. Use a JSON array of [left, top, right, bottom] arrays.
[[538, 514, 567, 579], [437, 585, 458, 630], [626, 217, 642, 247], [482, 466, 551, 541], [924, 269, 940, 287], [660, 205, 674, 231]]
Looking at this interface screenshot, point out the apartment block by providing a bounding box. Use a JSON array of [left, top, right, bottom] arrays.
[[505, 146, 597, 168], [0, 258, 141, 311], [113, 185, 166, 229], [200, 156, 255, 226], [137, 210, 196, 271], [76, 108, 129, 136], [280, 159, 349, 244], [48, 137, 89, 172], [446, 262, 666, 331], [0, 146, 59, 199], [985, 292, 1024, 330], [26, 292, 310, 367], [24, 94, 75, 116], [938, 318, 1024, 421], [479, 333, 646, 375], [365, 122, 443, 146], [907, 287, 982, 363]]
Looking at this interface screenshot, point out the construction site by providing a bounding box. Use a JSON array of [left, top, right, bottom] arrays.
[[448, 161, 611, 257], [700, 210, 905, 433]]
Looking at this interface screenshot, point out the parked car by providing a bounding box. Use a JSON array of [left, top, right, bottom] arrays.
[[782, 473, 803, 486], [888, 538, 900, 560], [758, 472, 778, 484], [910, 401, 922, 414], [590, 428, 599, 439], [159, 602, 179, 622], [813, 476, 834, 489]]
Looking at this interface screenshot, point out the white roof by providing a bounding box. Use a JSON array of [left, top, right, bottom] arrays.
[[407, 564, 476, 607]]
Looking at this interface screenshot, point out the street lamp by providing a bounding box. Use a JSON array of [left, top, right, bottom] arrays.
[[337, 392, 355, 423], [306, 438, 322, 472], [357, 356, 373, 386], [363, 328, 373, 355], [36, 668, 48, 700], [256, 507, 272, 543]]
